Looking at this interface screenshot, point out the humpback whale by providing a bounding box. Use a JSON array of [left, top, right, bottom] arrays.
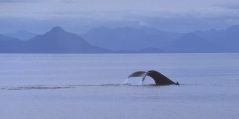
[[128, 70, 179, 86]]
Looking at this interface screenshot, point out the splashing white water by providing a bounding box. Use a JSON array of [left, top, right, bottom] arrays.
[[122, 78, 145, 85], [139, 79, 144, 85], [122, 78, 129, 84]]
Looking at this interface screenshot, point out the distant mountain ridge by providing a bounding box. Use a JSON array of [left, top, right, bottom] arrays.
[[0, 26, 109, 53], [4, 30, 36, 40], [82, 27, 182, 51], [82, 25, 239, 53], [1, 25, 239, 53], [163, 33, 225, 53], [0, 35, 25, 53], [193, 25, 239, 52]]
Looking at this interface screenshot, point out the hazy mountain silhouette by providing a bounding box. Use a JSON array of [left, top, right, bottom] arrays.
[[1, 25, 239, 53], [26, 26, 109, 53], [194, 25, 239, 52], [82, 27, 182, 51], [4, 30, 37, 40], [0, 35, 26, 52], [83, 25, 239, 53], [0, 26, 110, 53], [164, 33, 224, 52]]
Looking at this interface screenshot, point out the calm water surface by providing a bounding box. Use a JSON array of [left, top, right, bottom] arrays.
[[0, 53, 238, 119]]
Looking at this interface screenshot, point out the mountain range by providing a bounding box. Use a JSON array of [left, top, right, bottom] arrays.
[[1, 25, 239, 53], [82, 25, 239, 53], [82, 27, 182, 51], [4, 30, 37, 40], [0, 27, 108, 53]]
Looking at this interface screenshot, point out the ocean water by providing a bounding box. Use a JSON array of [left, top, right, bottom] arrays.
[[0, 53, 239, 119]]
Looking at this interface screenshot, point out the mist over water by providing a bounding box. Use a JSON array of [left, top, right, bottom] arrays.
[[0, 53, 239, 119]]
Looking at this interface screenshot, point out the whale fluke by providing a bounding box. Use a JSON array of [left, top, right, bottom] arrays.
[[128, 71, 147, 78], [128, 70, 179, 86]]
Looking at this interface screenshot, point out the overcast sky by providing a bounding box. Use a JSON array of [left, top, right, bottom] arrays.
[[0, 0, 239, 33]]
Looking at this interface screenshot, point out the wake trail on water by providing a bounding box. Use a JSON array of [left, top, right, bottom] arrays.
[[0, 83, 153, 91]]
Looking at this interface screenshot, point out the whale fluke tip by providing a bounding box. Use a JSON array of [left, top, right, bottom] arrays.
[[128, 71, 147, 78]]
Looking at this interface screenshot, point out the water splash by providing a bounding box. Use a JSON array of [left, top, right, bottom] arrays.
[[122, 78, 129, 84], [139, 79, 144, 85], [122, 78, 145, 85], [139, 74, 147, 85]]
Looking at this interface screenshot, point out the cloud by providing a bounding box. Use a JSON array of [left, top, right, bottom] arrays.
[[0, 0, 31, 3], [1, 0, 239, 33], [217, 4, 239, 10], [0, 0, 228, 19]]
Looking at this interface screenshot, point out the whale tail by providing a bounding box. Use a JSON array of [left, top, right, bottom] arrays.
[[128, 71, 147, 78], [128, 70, 179, 86]]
